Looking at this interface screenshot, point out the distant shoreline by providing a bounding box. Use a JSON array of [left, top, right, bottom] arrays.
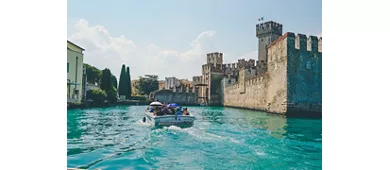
[[67, 101, 202, 110], [67, 100, 149, 110]]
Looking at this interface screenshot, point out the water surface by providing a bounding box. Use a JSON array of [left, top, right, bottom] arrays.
[[67, 106, 322, 169]]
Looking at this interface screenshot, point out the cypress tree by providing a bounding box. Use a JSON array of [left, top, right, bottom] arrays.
[[100, 68, 113, 92], [111, 75, 118, 90], [118, 64, 126, 97], [126, 66, 131, 99]]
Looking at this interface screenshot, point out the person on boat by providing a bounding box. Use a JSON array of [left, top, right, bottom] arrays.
[[169, 106, 176, 115], [154, 107, 163, 116], [183, 108, 189, 115], [161, 104, 171, 115], [150, 106, 155, 113], [176, 107, 183, 116]]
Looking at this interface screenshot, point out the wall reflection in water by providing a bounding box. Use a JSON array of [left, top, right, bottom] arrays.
[[198, 107, 321, 141]]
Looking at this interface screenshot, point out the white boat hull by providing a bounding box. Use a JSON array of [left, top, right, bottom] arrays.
[[144, 112, 195, 127]]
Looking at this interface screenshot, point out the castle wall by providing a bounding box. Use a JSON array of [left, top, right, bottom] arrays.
[[153, 88, 199, 105], [209, 73, 224, 105], [223, 32, 322, 117], [223, 71, 271, 111], [264, 35, 288, 114], [223, 36, 287, 114], [286, 34, 322, 115]]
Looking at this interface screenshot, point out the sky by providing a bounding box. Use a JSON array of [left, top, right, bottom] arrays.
[[67, 0, 322, 81]]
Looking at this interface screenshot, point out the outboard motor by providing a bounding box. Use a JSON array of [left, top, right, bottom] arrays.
[[143, 117, 146, 122]]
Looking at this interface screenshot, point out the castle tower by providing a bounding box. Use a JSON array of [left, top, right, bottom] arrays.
[[256, 21, 283, 66], [206, 52, 223, 67]]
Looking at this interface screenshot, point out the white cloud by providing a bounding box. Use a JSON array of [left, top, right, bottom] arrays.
[[68, 19, 217, 80]]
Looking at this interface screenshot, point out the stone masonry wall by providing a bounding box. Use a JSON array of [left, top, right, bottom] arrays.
[[265, 34, 288, 114], [223, 32, 322, 117], [223, 34, 288, 114], [286, 34, 322, 116], [153, 89, 199, 105]]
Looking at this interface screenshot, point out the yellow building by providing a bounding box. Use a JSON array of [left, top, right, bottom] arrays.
[[67, 40, 85, 103]]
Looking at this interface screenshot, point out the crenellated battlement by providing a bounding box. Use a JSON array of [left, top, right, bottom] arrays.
[[224, 71, 270, 91], [256, 21, 283, 38], [192, 76, 202, 84], [266, 32, 322, 54], [224, 59, 256, 70], [295, 34, 307, 50], [307, 36, 319, 52], [170, 84, 199, 94], [318, 37, 322, 52], [211, 64, 224, 73], [237, 59, 256, 68], [152, 85, 199, 105], [207, 52, 223, 65], [202, 63, 225, 74], [267, 32, 322, 53]]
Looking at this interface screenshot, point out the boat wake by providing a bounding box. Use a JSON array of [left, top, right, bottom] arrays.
[[152, 125, 242, 144], [135, 119, 152, 127]]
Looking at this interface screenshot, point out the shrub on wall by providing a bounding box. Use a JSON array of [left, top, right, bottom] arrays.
[[90, 89, 107, 104], [106, 88, 118, 103]]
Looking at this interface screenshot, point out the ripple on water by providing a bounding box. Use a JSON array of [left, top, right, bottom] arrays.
[[67, 106, 322, 169]]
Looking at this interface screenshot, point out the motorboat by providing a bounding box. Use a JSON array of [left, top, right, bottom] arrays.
[[143, 102, 195, 128]]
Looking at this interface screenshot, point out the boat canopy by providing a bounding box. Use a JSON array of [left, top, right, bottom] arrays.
[[150, 101, 162, 106], [167, 103, 180, 108]]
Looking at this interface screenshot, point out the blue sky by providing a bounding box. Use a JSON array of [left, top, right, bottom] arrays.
[[67, 0, 322, 80]]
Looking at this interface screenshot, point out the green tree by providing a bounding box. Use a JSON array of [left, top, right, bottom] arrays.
[[111, 75, 118, 90], [84, 63, 102, 84], [88, 89, 107, 104], [106, 88, 118, 103], [126, 66, 131, 99], [100, 68, 113, 92], [136, 75, 159, 95], [118, 64, 126, 97]]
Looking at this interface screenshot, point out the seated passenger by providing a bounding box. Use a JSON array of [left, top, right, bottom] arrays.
[[169, 107, 176, 115], [161, 106, 171, 115], [153, 109, 157, 116], [183, 108, 189, 115], [155, 108, 163, 116]]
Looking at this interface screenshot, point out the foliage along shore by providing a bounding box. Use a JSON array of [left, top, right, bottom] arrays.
[[67, 100, 204, 110], [67, 100, 150, 110]]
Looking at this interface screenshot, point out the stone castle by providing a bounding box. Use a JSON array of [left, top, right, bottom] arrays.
[[149, 85, 200, 105], [193, 21, 322, 117]]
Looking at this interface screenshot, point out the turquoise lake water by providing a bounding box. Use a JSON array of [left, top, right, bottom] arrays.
[[67, 106, 322, 170]]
